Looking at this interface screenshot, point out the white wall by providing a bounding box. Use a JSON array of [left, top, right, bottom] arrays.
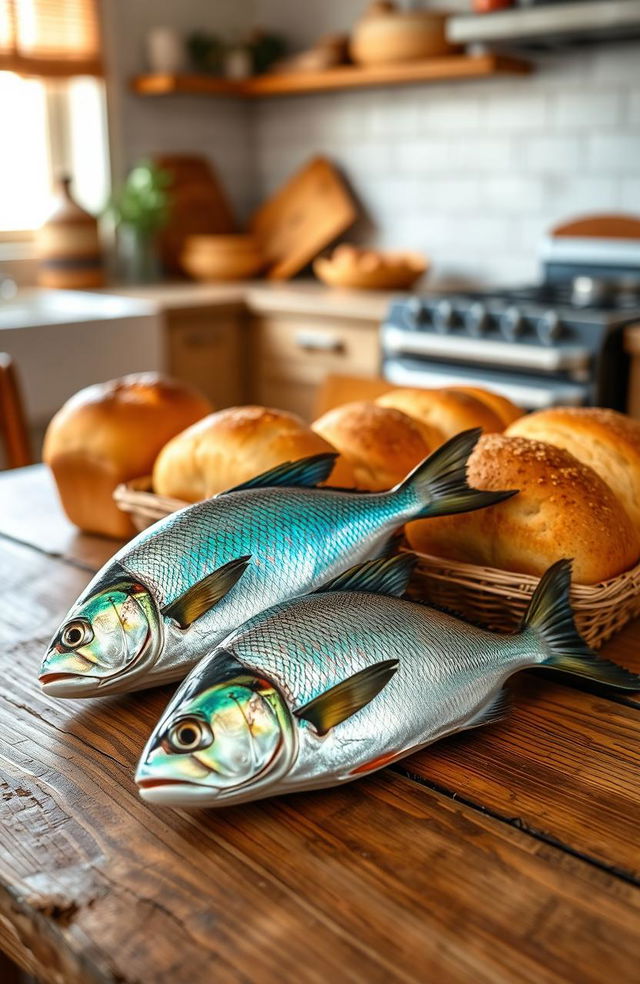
[[101, 0, 254, 219], [104, 0, 640, 286]]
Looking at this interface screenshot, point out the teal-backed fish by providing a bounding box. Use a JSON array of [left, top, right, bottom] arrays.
[[40, 429, 514, 698], [135, 555, 640, 808]]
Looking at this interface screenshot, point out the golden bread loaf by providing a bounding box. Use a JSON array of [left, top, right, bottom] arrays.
[[506, 407, 640, 529], [405, 434, 639, 584], [449, 386, 523, 427], [43, 373, 212, 538], [376, 387, 503, 440], [312, 401, 435, 491], [153, 405, 356, 501]]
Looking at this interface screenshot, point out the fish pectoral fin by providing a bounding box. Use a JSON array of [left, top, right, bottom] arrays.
[[161, 555, 251, 629], [463, 688, 510, 732], [317, 554, 416, 599], [294, 659, 399, 736], [219, 453, 338, 495]]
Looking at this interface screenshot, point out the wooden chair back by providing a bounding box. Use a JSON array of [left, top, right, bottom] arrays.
[[0, 354, 31, 469]]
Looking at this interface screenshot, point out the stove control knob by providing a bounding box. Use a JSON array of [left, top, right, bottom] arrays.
[[500, 306, 525, 340], [537, 310, 563, 345], [434, 300, 455, 333], [402, 296, 428, 330], [464, 302, 488, 337]]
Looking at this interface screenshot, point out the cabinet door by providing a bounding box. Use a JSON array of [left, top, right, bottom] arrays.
[[167, 306, 246, 409], [250, 314, 380, 419]]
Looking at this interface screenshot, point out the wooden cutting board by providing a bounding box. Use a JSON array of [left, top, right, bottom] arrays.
[[249, 156, 358, 280], [154, 154, 237, 274]]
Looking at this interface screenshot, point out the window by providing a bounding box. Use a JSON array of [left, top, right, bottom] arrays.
[[0, 1, 108, 235]]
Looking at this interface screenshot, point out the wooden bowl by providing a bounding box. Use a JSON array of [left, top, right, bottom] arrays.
[[314, 245, 429, 290], [350, 8, 455, 66], [180, 234, 265, 281]]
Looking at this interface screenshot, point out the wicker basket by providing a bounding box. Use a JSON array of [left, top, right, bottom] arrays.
[[404, 548, 640, 650], [114, 478, 640, 649]]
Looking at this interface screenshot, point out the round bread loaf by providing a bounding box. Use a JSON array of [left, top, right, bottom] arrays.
[[153, 405, 356, 502], [312, 401, 435, 491], [449, 386, 522, 427], [405, 434, 639, 584], [376, 387, 503, 440], [506, 407, 640, 529], [43, 373, 212, 538]]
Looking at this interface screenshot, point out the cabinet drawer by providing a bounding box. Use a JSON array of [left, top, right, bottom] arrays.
[[252, 315, 380, 378], [167, 307, 246, 408]]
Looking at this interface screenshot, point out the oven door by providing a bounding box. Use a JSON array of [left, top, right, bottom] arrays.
[[383, 358, 590, 409]]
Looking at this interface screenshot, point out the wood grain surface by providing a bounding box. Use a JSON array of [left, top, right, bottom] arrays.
[[1, 467, 639, 984]]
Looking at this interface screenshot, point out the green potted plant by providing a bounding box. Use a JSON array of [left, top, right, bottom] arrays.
[[106, 161, 171, 282]]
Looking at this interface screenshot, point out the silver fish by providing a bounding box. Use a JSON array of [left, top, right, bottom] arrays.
[[40, 430, 515, 698], [135, 555, 640, 808]]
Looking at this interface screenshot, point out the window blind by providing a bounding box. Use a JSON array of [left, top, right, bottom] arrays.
[[0, 0, 102, 77]]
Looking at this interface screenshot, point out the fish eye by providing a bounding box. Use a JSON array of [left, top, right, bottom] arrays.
[[61, 619, 94, 650], [166, 716, 213, 754]]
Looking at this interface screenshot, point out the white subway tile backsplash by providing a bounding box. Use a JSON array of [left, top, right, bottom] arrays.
[[588, 135, 640, 174], [550, 90, 623, 129], [518, 135, 584, 172]]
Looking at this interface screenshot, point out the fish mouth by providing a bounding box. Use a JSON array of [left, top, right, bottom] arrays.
[[39, 672, 102, 697], [136, 776, 219, 807]]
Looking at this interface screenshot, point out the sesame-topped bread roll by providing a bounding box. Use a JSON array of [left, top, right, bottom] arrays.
[[311, 401, 437, 491], [153, 405, 355, 502], [449, 386, 523, 428], [43, 373, 212, 538], [405, 434, 639, 584], [376, 387, 503, 440], [506, 407, 640, 529]]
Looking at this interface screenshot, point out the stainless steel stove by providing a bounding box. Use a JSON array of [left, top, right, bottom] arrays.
[[381, 232, 640, 410]]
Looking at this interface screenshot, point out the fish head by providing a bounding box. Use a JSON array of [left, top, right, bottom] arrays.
[[136, 649, 294, 808], [40, 564, 161, 697]]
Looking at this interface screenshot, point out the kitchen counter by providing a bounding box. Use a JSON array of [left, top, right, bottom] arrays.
[[101, 278, 401, 322], [1, 465, 640, 984]]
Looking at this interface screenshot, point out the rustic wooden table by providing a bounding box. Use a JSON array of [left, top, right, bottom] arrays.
[[0, 466, 639, 984]]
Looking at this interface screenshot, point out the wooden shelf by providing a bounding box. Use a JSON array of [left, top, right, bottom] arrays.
[[131, 54, 532, 99]]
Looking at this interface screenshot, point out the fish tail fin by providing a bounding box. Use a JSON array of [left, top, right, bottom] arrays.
[[523, 559, 640, 691], [393, 428, 518, 520]]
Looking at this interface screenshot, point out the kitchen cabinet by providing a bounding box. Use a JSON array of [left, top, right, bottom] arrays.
[[249, 312, 380, 419], [166, 303, 246, 408]]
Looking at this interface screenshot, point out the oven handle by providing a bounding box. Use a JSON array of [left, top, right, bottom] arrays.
[[383, 360, 587, 409], [382, 325, 591, 373]]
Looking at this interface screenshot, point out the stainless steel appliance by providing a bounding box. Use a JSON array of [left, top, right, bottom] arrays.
[[381, 232, 640, 410], [449, 1, 640, 48]]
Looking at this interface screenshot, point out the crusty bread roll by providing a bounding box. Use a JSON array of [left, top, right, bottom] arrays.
[[376, 387, 503, 440], [506, 407, 640, 529], [153, 405, 355, 502], [449, 386, 522, 428], [43, 373, 212, 538], [405, 434, 639, 584], [312, 401, 435, 491]]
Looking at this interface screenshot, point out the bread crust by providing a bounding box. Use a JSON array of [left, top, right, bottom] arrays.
[[449, 386, 523, 427], [312, 401, 434, 491], [406, 433, 640, 584], [43, 373, 212, 537], [506, 407, 640, 529], [153, 405, 355, 501], [376, 387, 503, 439]]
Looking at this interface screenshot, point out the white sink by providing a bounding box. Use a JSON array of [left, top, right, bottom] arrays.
[[0, 288, 163, 425]]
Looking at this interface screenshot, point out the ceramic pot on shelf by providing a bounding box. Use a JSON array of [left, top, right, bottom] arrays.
[[350, 1, 456, 66]]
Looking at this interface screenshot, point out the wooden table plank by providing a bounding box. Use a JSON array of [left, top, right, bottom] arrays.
[[0, 536, 640, 983], [0, 466, 117, 571]]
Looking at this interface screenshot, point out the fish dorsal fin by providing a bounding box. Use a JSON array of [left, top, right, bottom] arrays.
[[294, 659, 399, 736], [318, 554, 416, 598], [219, 453, 338, 495], [161, 555, 251, 629]]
